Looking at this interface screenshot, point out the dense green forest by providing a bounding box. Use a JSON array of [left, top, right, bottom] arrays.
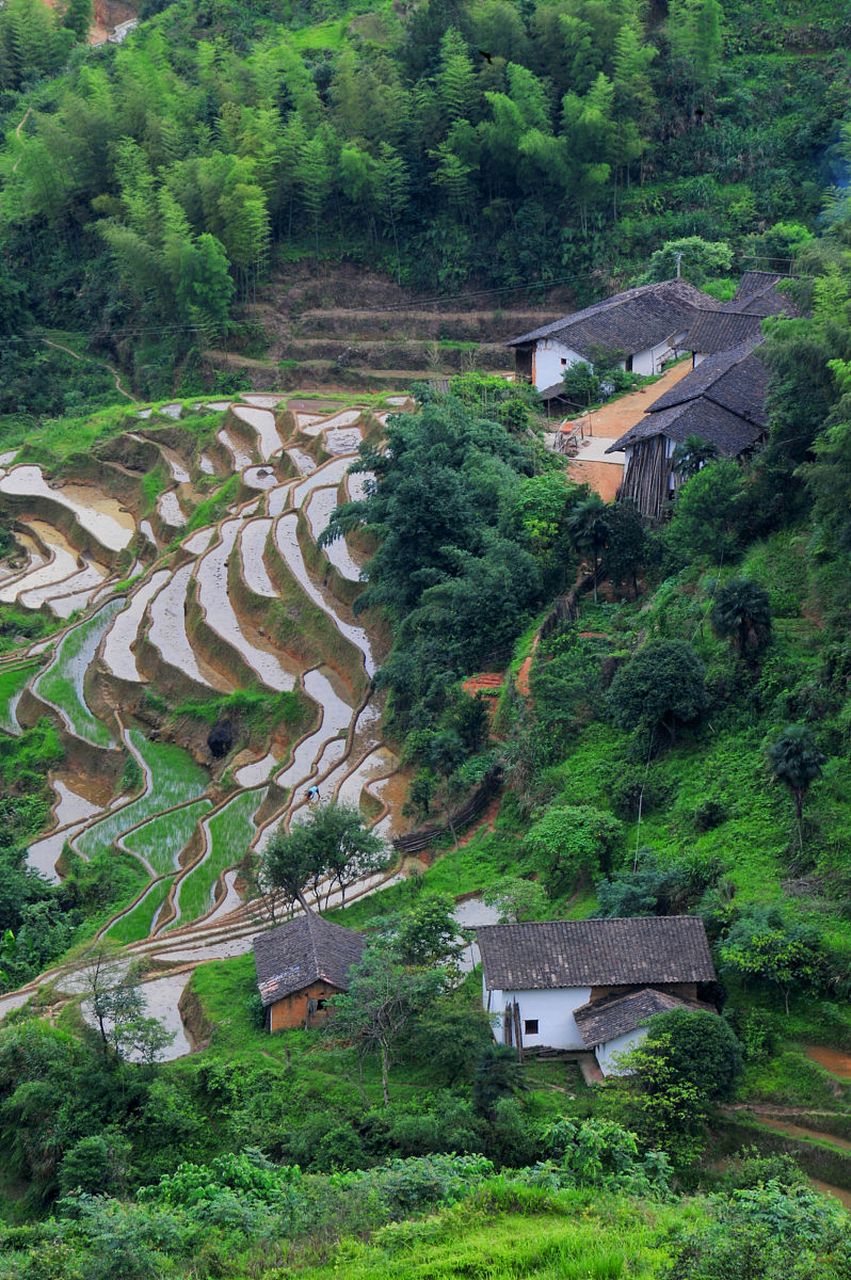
[[1, 0, 851, 403], [1, 0, 851, 1276]]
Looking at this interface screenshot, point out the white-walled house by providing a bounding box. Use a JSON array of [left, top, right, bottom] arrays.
[[506, 280, 718, 394], [476, 916, 718, 1076]]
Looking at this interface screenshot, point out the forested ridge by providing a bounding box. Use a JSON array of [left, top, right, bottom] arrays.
[[1, 0, 850, 405]]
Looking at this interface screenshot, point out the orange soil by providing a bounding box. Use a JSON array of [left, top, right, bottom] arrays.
[[456, 793, 501, 847], [806, 1046, 851, 1080], [462, 672, 504, 695], [562, 359, 693, 501]]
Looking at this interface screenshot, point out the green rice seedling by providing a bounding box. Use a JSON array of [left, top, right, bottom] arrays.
[[121, 797, 213, 875], [105, 876, 176, 944], [33, 600, 124, 746], [0, 660, 39, 734], [173, 787, 266, 924]]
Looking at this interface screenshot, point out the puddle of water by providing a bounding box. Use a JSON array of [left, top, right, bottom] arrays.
[[81, 971, 193, 1061], [136, 408, 153, 419], [325, 427, 362, 455], [28, 813, 89, 882], [206, 400, 233, 411], [318, 409, 363, 431], [274, 513, 375, 677], [232, 406, 282, 462], [267, 483, 295, 517], [239, 519, 277, 598], [196, 519, 296, 691], [140, 519, 157, 547], [0, 520, 79, 604], [182, 528, 215, 556], [243, 466, 279, 491], [159, 403, 183, 420], [386, 396, 408, 406], [296, 413, 327, 432], [158, 443, 190, 483], [0, 448, 19, 466], [453, 896, 501, 973], [53, 779, 103, 828], [234, 750, 278, 787], [147, 562, 215, 689], [50, 573, 115, 619], [27, 638, 52, 656], [26, 561, 107, 613], [205, 868, 243, 919], [217, 429, 253, 471], [285, 448, 314, 477], [101, 569, 170, 682], [243, 394, 285, 408], [305, 487, 362, 582], [276, 667, 353, 791], [157, 490, 186, 528], [292, 456, 353, 510], [199, 454, 215, 475], [336, 745, 397, 809], [0, 465, 134, 552]]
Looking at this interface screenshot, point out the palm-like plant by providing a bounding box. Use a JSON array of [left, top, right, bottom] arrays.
[[766, 725, 827, 856], [568, 496, 611, 603], [711, 578, 772, 660], [672, 434, 719, 479]]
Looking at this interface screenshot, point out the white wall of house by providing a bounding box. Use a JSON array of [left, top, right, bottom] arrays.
[[485, 983, 592, 1049], [595, 1026, 650, 1076], [693, 351, 708, 366], [532, 339, 585, 390], [631, 331, 687, 376]]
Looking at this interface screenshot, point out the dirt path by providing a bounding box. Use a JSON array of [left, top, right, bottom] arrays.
[[805, 1046, 851, 1080], [40, 337, 137, 402], [559, 359, 693, 501]]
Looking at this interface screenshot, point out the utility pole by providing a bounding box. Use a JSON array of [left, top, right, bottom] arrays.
[[674, 251, 684, 279]]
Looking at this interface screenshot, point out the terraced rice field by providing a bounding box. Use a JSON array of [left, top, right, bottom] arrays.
[[172, 787, 267, 924], [0, 391, 413, 1058], [73, 731, 209, 861], [0, 661, 38, 734], [33, 599, 124, 745]]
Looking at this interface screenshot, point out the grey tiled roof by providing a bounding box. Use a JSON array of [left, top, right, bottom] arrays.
[[506, 280, 719, 358], [476, 917, 716, 991], [573, 987, 716, 1048], [685, 310, 765, 355], [607, 343, 769, 455], [253, 913, 365, 1007]]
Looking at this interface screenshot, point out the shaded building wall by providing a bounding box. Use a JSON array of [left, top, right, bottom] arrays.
[[268, 980, 343, 1032]]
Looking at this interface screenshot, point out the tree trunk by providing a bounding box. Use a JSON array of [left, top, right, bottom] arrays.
[[380, 1041, 390, 1106]]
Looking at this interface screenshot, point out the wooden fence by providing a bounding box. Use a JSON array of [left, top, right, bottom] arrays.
[[392, 767, 502, 855]]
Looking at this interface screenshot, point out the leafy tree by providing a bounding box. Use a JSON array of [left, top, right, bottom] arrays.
[[561, 360, 600, 404], [400, 990, 494, 1084], [645, 1009, 742, 1102], [472, 1042, 526, 1118], [523, 804, 622, 895], [645, 236, 732, 285], [63, 0, 92, 42], [568, 494, 611, 602], [387, 893, 465, 970], [606, 1029, 710, 1169], [608, 639, 707, 743], [328, 945, 445, 1105], [766, 725, 827, 855], [483, 876, 547, 923], [711, 578, 772, 660], [664, 461, 747, 563], [260, 801, 385, 912], [80, 945, 174, 1063], [667, 0, 724, 101], [58, 1131, 131, 1197], [801, 416, 851, 555], [604, 499, 647, 598], [719, 907, 828, 1014]]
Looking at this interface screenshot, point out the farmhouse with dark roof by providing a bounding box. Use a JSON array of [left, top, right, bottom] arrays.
[[476, 916, 718, 1075], [506, 279, 718, 393], [685, 270, 795, 366], [253, 913, 364, 1033], [606, 341, 769, 520]]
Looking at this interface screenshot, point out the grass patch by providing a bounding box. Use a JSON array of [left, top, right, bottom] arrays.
[[0, 602, 59, 655], [74, 730, 209, 861], [33, 599, 124, 745], [185, 474, 240, 533], [172, 787, 266, 923], [121, 797, 213, 875]]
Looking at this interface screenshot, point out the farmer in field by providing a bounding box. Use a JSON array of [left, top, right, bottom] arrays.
[[306, 784, 320, 805]]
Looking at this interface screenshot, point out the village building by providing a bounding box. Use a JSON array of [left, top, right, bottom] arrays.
[[506, 279, 718, 394], [253, 912, 364, 1033], [607, 340, 769, 521], [686, 271, 795, 366], [476, 916, 718, 1076]]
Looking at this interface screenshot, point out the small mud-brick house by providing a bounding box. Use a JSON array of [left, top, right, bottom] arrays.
[[506, 279, 717, 394], [253, 912, 364, 1033], [477, 916, 718, 1075]]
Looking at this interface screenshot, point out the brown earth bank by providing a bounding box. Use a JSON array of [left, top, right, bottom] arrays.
[[806, 1046, 851, 1079]]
